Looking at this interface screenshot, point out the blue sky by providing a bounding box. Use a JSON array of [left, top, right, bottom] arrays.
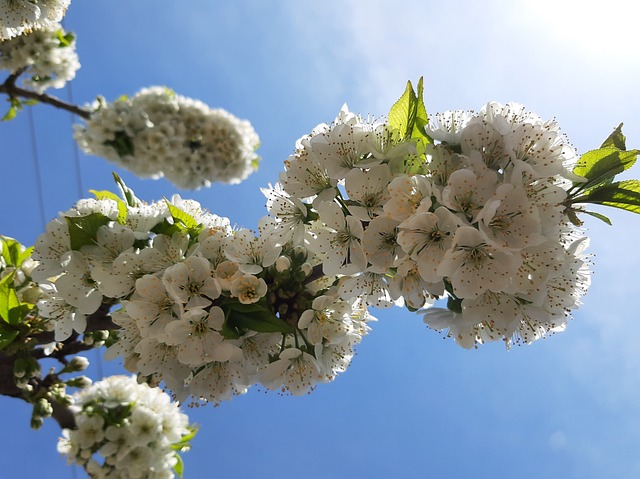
[[2, 1, 640, 478]]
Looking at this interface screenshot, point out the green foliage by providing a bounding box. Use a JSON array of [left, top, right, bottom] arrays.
[[112, 172, 140, 207], [55, 29, 75, 48], [388, 77, 432, 145], [0, 328, 19, 350], [104, 131, 135, 158], [569, 125, 640, 223], [575, 180, 640, 214], [221, 301, 294, 336], [1, 98, 37, 122], [600, 123, 626, 150], [1, 236, 33, 268], [572, 147, 637, 193], [165, 200, 199, 229], [0, 273, 21, 324], [65, 213, 112, 250], [90, 190, 128, 224]]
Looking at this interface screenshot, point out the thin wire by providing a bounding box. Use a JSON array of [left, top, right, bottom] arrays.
[[68, 82, 85, 196], [64, 81, 105, 381], [26, 108, 47, 231]]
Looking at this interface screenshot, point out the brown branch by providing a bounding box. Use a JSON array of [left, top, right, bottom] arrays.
[[0, 73, 91, 120], [303, 264, 325, 284]]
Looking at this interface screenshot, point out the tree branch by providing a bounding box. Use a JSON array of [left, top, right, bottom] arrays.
[[0, 74, 91, 120]]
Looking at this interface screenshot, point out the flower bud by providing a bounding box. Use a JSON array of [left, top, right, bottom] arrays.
[[67, 356, 90, 372], [67, 376, 92, 388], [274, 256, 291, 273], [34, 398, 53, 418], [300, 263, 313, 277]]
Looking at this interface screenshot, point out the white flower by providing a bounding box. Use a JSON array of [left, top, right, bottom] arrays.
[[55, 251, 103, 314], [344, 164, 392, 221], [261, 183, 308, 245], [298, 295, 353, 345], [280, 153, 338, 203], [229, 274, 267, 304], [426, 109, 474, 144], [388, 257, 439, 310], [31, 217, 71, 281], [306, 201, 366, 276], [440, 166, 498, 222], [125, 275, 178, 340], [74, 87, 260, 189], [260, 348, 322, 396], [59, 376, 192, 479], [338, 271, 395, 308], [476, 183, 545, 250], [0, 0, 70, 41], [187, 361, 248, 404], [0, 23, 79, 92], [165, 307, 241, 366], [383, 175, 433, 222], [437, 226, 519, 299], [361, 216, 403, 272], [397, 206, 460, 283], [81, 223, 136, 266], [224, 219, 282, 274], [307, 120, 374, 180], [161, 255, 221, 309]]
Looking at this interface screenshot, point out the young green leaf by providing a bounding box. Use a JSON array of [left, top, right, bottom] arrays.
[[104, 131, 135, 158], [600, 123, 626, 150], [572, 147, 638, 192], [173, 453, 184, 479], [226, 308, 294, 334], [580, 210, 612, 225], [388, 80, 419, 141], [164, 200, 199, 229], [575, 179, 640, 215], [90, 189, 128, 223], [0, 328, 19, 350], [112, 172, 140, 207], [412, 77, 432, 144], [65, 213, 112, 250], [0, 273, 20, 323]]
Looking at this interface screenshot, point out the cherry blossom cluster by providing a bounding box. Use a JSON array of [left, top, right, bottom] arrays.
[[270, 102, 591, 349], [0, 23, 79, 93], [74, 86, 261, 189], [0, 0, 69, 41], [31, 190, 373, 404], [57, 375, 192, 479]]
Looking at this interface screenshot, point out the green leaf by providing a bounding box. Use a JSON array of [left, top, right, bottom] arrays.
[[388, 80, 419, 141], [90, 189, 128, 223], [2, 103, 18, 122], [601, 123, 626, 150], [55, 29, 75, 47], [171, 425, 199, 451], [165, 200, 198, 229], [104, 131, 135, 158], [0, 273, 20, 323], [412, 77, 432, 145], [572, 147, 638, 192], [225, 306, 293, 334], [0, 236, 33, 269], [0, 328, 19, 350], [173, 453, 184, 479], [580, 210, 612, 225], [65, 213, 112, 250], [576, 179, 640, 215], [8, 304, 32, 325], [112, 172, 140, 207]]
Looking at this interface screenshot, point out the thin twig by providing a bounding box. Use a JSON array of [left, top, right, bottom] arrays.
[[0, 75, 91, 119]]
